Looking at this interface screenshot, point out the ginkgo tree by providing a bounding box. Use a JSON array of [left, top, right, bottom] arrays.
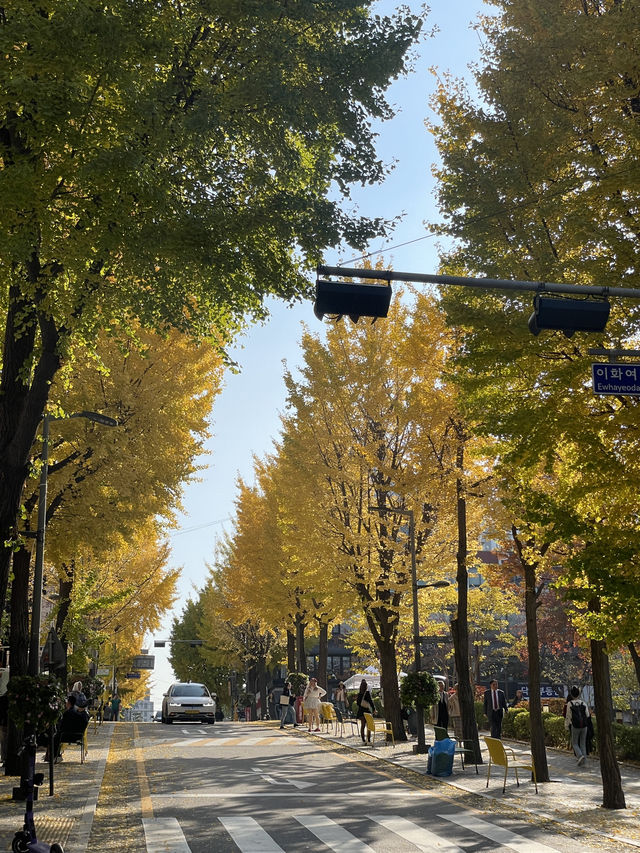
[[430, 0, 640, 808], [280, 291, 486, 740], [9, 325, 222, 678]]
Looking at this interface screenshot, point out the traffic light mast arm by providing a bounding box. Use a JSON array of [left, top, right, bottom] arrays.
[[317, 265, 640, 300]]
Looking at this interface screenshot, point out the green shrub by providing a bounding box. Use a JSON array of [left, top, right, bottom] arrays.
[[501, 708, 525, 739], [474, 701, 485, 730], [542, 713, 567, 748], [513, 709, 531, 740], [612, 723, 640, 761], [400, 671, 438, 710], [545, 698, 567, 716]]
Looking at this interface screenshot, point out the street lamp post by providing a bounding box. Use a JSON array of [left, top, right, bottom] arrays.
[[28, 411, 118, 676], [369, 504, 449, 754]]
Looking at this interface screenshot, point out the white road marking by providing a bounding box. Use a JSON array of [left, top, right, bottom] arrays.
[[218, 816, 284, 852], [295, 815, 376, 852], [142, 817, 192, 852], [369, 815, 465, 852], [250, 767, 315, 790], [438, 812, 561, 853]]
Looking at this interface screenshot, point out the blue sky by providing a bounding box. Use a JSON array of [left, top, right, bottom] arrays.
[[146, 0, 492, 706]]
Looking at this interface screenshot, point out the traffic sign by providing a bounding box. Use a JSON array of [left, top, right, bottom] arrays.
[[126, 672, 141, 679], [132, 654, 155, 669], [592, 362, 640, 395]]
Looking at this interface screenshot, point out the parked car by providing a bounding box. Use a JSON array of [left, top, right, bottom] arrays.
[[161, 682, 216, 724], [153, 711, 162, 722]]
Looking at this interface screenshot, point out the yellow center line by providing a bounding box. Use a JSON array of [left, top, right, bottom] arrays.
[[134, 723, 154, 818]]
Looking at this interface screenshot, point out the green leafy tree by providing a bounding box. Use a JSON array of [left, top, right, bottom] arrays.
[[0, 0, 424, 616], [169, 598, 228, 702], [430, 0, 640, 808]]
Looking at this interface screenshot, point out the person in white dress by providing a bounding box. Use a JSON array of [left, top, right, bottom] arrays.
[[302, 677, 326, 732]]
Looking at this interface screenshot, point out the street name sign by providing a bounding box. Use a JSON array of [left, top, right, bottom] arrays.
[[132, 654, 155, 670], [592, 362, 640, 395]]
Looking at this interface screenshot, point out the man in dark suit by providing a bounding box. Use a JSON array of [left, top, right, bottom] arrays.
[[483, 679, 508, 738]]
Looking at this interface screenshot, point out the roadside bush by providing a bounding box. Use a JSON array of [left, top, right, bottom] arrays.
[[542, 713, 567, 748], [546, 698, 567, 716], [501, 708, 525, 739], [474, 701, 485, 730], [612, 723, 640, 761], [513, 709, 531, 741]]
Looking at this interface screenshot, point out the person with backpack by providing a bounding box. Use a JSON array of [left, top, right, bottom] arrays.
[[564, 685, 591, 765]]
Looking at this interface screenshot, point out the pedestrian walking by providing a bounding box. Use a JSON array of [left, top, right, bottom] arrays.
[[355, 679, 374, 744], [279, 682, 297, 729], [564, 685, 591, 766], [302, 677, 326, 732], [484, 679, 508, 738], [334, 681, 348, 715], [110, 693, 121, 722]]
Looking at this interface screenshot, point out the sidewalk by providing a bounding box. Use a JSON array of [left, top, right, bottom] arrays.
[[0, 720, 113, 852], [304, 720, 640, 849]]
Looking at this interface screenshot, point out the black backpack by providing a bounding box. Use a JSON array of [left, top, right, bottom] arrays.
[[570, 701, 587, 729]]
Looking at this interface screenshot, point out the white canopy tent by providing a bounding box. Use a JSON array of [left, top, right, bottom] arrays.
[[344, 668, 407, 690]]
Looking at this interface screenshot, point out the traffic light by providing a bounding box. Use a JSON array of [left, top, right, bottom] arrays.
[[528, 295, 610, 338], [314, 279, 392, 323]]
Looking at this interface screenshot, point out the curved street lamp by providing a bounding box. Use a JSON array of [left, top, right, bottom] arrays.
[[29, 411, 118, 675]]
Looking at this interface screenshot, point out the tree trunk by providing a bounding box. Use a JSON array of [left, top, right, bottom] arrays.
[[629, 642, 640, 690], [0, 285, 61, 618], [5, 547, 31, 775], [256, 656, 268, 720], [523, 558, 550, 782], [55, 567, 74, 688], [317, 622, 328, 691], [295, 617, 307, 674], [287, 630, 296, 674], [449, 453, 482, 764], [375, 630, 406, 742], [591, 633, 626, 809]]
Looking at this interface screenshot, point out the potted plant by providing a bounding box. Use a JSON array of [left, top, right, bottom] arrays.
[[7, 674, 66, 735], [400, 672, 439, 735]]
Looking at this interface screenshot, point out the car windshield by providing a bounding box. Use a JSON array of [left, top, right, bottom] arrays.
[[172, 684, 209, 698]]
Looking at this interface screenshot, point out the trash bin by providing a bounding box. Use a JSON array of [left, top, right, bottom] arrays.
[[427, 738, 455, 777]]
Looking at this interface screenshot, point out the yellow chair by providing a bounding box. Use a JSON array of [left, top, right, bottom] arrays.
[[320, 703, 337, 733], [363, 712, 394, 747], [484, 736, 537, 793]]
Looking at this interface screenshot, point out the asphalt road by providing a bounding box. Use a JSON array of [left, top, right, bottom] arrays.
[[132, 721, 610, 853]]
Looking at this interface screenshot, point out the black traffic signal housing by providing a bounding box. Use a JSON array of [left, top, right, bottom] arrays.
[[314, 279, 392, 323], [528, 295, 610, 338]]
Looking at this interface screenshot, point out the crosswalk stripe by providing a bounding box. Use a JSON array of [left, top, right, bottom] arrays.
[[218, 816, 284, 852], [142, 817, 191, 852], [294, 815, 376, 852], [368, 815, 464, 852], [438, 812, 561, 853]]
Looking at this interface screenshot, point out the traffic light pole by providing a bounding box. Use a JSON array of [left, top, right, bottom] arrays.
[[317, 265, 640, 300]]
